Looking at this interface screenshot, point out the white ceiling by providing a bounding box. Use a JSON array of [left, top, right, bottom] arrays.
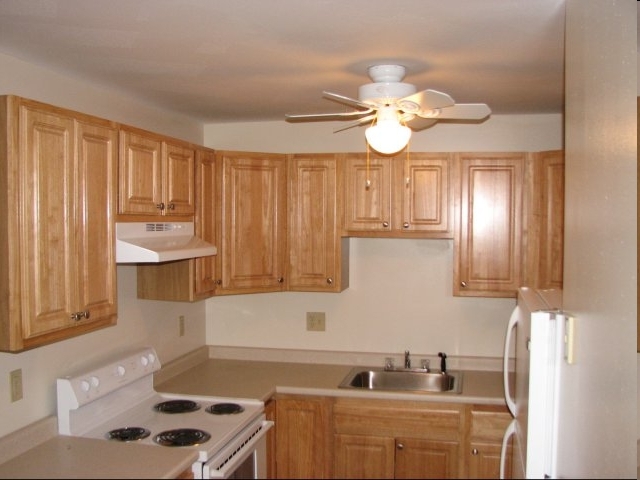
[[0, 0, 567, 123]]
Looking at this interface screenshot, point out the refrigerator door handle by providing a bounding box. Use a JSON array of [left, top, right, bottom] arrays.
[[504, 306, 519, 416], [500, 419, 517, 479]]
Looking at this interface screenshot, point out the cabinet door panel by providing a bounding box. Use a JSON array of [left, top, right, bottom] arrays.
[[401, 155, 452, 235], [118, 130, 163, 214], [455, 154, 525, 297], [395, 437, 459, 479], [344, 156, 392, 231], [334, 434, 395, 479], [76, 120, 118, 321], [164, 141, 195, 215], [21, 105, 76, 337], [194, 148, 217, 296], [220, 153, 286, 293]]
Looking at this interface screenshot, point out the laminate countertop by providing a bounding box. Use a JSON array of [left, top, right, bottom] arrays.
[[0, 435, 198, 479], [155, 357, 509, 406]]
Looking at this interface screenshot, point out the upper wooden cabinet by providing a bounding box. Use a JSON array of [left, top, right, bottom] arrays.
[[343, 152, 453, 238], [216, 151, 287, 294], [0, 96, 117, 352], [118, 126, 195, 218], [136, 147, 219, 302], [288, 154, 349, 292], [453, 153, 526, 297], [523, 150, 564, 290]]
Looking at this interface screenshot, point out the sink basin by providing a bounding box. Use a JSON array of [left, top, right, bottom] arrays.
[[338, 367, 462, 394]]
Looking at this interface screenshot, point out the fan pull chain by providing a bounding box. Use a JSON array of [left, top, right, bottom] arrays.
[[405, 142, 411, 186], [366, 143, 371, 189]]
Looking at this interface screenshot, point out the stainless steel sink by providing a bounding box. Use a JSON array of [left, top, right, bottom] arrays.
[[338, 367, 462, 394]]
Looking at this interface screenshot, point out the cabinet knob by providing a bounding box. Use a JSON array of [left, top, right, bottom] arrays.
[[326, 277, 333, 285], [471, 448, 479, 456], [403, 222, 410, 229], [215, 279, 222, 285], [461, 281, 467, 287], [156, 202, 165, 210], [382, 221, 389, 228], [397, 443, 404, 450], [167, 203, 175, 210], [278, 277, 284, 283]]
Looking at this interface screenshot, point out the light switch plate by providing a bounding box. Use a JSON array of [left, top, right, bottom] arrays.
[[10, 369, 23, 402]]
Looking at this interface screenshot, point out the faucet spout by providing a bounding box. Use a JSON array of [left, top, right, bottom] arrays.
[[404, 350, 411, 369]]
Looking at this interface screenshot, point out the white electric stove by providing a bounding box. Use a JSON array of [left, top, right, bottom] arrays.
[[56, 347, 272, 479]]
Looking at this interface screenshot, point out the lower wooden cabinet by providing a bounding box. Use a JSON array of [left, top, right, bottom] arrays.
[[275, 395, 333, 479], [333, 398, 463, 479], [466, 405, 513, 479]]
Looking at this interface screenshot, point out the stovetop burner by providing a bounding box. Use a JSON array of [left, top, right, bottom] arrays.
[[206, 402, 245, 415], [153, 399, 201, 414], [106, 427, 151, 442], [153, 428, 211, 447]]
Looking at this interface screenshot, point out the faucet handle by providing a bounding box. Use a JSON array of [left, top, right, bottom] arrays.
[[384, 357, 395, 370], [438, 352, 447, 374]]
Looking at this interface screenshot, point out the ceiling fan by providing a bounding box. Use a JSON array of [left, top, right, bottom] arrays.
[[285, 64, 491, 154]]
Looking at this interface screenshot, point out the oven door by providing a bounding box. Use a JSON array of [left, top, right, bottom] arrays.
[[196, 416, 273, 479]]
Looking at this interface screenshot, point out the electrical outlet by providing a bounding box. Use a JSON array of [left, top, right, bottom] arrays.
[[10, 369, 23, 402], [179, 315, 185, 337], [306, 312, 326, 331]]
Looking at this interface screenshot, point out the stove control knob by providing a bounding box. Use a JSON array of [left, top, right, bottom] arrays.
[[115, 365, 126, 377], [90, 376, 100, 388], [140, 356, 149, 367], [80, 380, 91, 392], [147, 353, 156, 364]]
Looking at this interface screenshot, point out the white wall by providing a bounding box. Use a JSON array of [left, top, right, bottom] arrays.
[[0, 53, 208, 438], [203, 114, 563, 357], [559, 1, 636, 477]]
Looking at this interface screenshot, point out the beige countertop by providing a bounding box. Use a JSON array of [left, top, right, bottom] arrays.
[[155, 356, 509, 406], [0, 436, 198, 479]]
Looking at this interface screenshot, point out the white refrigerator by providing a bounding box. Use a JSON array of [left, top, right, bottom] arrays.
[[501, 287, 570, 479]]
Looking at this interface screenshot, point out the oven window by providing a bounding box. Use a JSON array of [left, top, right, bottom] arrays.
[[227, 453, 255, 479]]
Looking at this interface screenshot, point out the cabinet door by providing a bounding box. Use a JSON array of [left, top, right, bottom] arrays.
[[454, 153, 525, 297], [395, 437, 460, 479], [218, 151, 287, 294], [467, 405, 513, 479], [275, 395, 332, 479], [334, 434, 395, 479], [75, 119, 118, 325], [163, 140, 195, 215], [194, 147, 218, 296], [468, 441, 511, 479], [288, 154, 347, 292], [398, 153, 453, 236], [118, 129, 163, 215], [20, 104, 78, 338], [343, 155, 393, 232]]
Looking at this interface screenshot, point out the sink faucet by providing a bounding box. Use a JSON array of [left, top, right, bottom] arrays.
[[404, 350, 411, 368]]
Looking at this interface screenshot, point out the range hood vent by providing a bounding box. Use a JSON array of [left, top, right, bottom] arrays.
[[116, 222, 216, 263]]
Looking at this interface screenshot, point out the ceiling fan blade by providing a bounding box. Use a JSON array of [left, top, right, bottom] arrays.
[[435, 103, 491, 120], [405, 117, 438, 131], [285, 109, 373, 121], [323, 91, 376, 111], [333, 114, 376, 133], [397, 89, 455, 114]]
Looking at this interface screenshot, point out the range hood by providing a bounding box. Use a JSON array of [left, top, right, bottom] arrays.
[[115, 222, 216, 263]]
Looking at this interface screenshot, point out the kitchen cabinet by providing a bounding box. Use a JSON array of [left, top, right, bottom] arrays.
[[275, 394, 333, 479], [333, 397, 463, 479], [453, 152, 526, 297], [0, 96, 117, 352], [288, 154, 349, 292], [523, 150, 564, 290], [343, 152, 453, 238], [216, 151, 287, 294], [118, 125, 195, 218], [465, 405, 512, 479], [136, 147, 219, 301]]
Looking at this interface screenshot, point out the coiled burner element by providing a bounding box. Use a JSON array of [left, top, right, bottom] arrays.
[[205, 402, 245, 415], [106, 427, 151, 442], [153, 399, 201, 414], [153, 428, 211, 447]]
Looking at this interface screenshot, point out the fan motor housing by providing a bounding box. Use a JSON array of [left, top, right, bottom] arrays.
[[359, 82, 417, 105]]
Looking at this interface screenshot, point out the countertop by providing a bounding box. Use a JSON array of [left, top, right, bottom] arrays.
[[155, 356, 509, 406], [0, 436, 198, 479]]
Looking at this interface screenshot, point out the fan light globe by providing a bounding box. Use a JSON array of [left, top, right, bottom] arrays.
[[365, 107, 411, 154]]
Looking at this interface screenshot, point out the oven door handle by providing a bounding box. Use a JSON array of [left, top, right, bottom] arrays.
[[201, 418, 273, 479]]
